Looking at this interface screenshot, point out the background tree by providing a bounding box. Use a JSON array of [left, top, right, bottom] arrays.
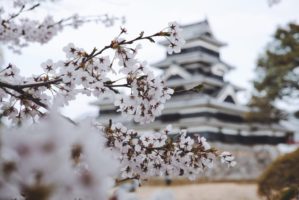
[[246, 23, 299, 123], [258, 148, 299, 200]]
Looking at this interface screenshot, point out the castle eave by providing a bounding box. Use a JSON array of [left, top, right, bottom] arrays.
[[153, 51, 220, 68]]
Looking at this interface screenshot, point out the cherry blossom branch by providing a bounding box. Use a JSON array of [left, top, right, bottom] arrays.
[[0, 82, 48, 109], [1, 1, 124, 53], [0, 22, 184, 123], [82, 31, 170, 64], [0, 78, 62, 90], [101, 122, 236, 180], [5, 3, 40, 22]]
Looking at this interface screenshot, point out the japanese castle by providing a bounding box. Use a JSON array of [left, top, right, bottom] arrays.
[[97, 20, 292, 180]]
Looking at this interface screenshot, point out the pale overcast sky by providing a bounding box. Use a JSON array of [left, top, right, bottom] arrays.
[[3, 0, 299, 119]]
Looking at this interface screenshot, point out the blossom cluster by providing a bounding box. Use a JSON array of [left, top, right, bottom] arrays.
[[0, 113, 236, 200], [104, 123, 236, 181], [0, 0, 123, 53], [0, 113, 119, 200], [115, 73, 173, 123], [0, 23, 184, 125], [166, 22, 186, 54]]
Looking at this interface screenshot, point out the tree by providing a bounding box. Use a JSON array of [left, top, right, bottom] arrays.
[[258, 148, 299, 200], [0, 1, 235, 200], [247, 23, 299, 123]]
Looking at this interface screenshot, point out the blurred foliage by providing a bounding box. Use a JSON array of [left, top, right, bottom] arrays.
[[258, 148, 299, 200], [246, 23, 299, 123], [245, 96, 285, 123]]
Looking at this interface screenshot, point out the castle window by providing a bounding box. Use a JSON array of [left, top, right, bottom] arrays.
[[224, 95, 235, 104]]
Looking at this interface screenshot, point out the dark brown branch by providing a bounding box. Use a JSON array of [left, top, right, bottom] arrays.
[[18, 78, 62, 89], [0, 78, 132, 109], [0, 78, 62, 91], [115, 176, 139, 185], [103, 83, 130, 88], [0, 81, 48, 109], [6, 3, 40, 22], [0, 86, 19, 98]]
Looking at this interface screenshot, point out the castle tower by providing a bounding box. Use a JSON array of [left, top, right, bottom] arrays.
[[135, 20, 289, 145]]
